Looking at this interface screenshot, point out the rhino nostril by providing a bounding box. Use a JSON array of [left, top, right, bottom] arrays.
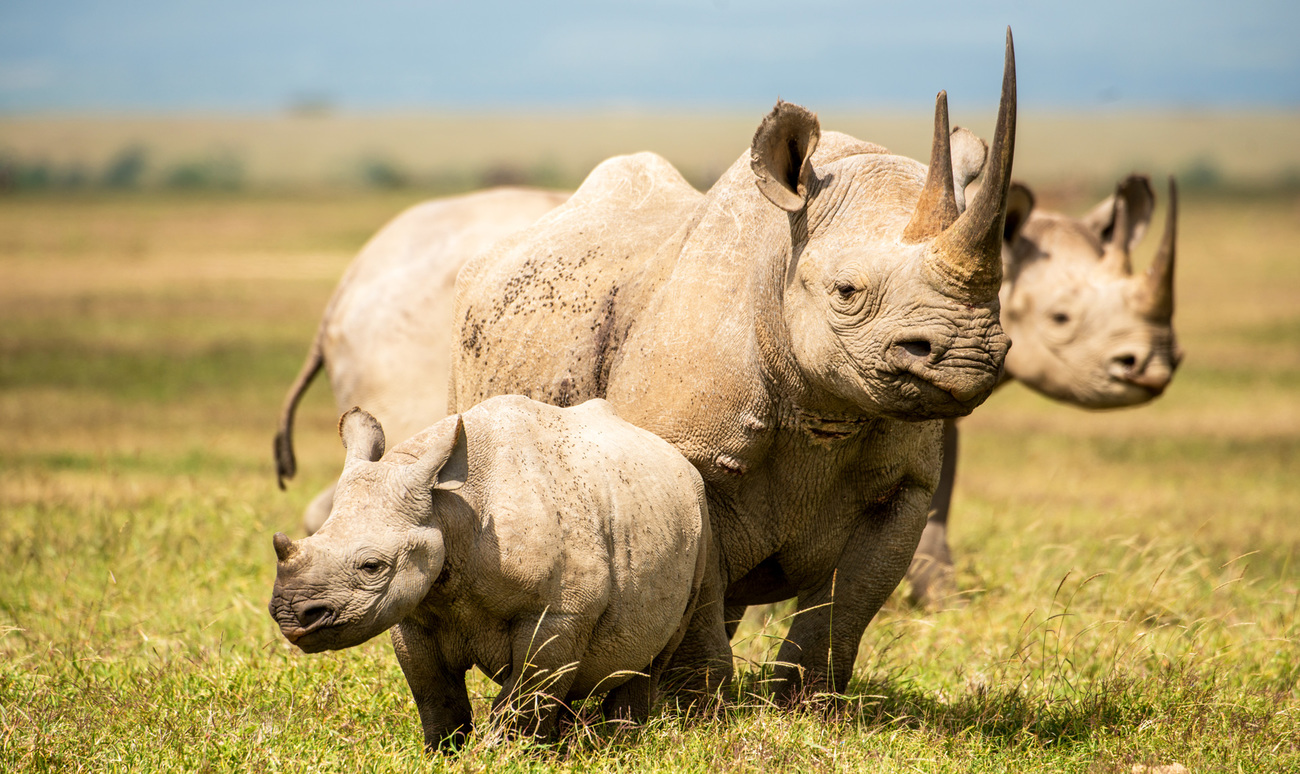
[[1114, 354, 1138, 371], [298, 604, 333, 629], [896, 339, 932, 359]]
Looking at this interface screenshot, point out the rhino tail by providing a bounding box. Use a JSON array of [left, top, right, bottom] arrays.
[[274, 327, 326, 491]]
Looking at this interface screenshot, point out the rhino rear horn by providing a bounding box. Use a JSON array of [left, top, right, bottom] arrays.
[[339, 407, 386, 465], [903, 91, 960, 242], [928, 27, 1017, 303], [1139, 177, 1177, 323], [751, 100, 821, 212]]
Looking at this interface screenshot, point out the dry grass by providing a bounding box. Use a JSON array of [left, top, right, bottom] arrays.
[[0, 185, 1297, 771]]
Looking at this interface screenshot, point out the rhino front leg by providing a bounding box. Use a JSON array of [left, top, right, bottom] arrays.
[[905, 418, 960, 606], [769, 486, 931, 702], [390, 621, 473, 752]]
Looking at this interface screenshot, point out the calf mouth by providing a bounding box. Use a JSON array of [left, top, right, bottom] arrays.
[[280, 620, 339, 653], [270, 600, 338, 652]]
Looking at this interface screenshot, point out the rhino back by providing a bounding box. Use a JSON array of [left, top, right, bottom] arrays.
[[452, 154, 702, 412], [325, 188, 567, 444]]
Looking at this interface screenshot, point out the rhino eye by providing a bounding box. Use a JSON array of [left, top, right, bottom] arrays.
[[359, 558, 385, 575], [834, 281, 857, 299], [1050, 312, 1070, 325]]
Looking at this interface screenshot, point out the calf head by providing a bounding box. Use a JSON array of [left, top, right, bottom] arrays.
[[754, 32, 1017, 421], [268, 408, 468, 653], [1000, 175, 1181, 408]]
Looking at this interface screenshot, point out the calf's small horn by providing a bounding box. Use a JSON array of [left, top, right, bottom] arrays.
[[929, 27, 1017, 303], [903, 91, 959, 242], [273, 532, 298, 563]]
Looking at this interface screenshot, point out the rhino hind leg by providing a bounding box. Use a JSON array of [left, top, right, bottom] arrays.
[[601, 672, 652, 724], [904, 418, 960, 607], [301, 482, 337, 536], [905, 516, 956, 607], [491, 613, 589, 741], [659, 547, 733, 705]]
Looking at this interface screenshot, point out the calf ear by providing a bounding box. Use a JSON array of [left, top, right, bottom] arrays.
[[408, 415, 468, 492], [751, 100, 820, 212], [339, 408, 385, 464], [1082, 174, 1155, 253], [1003, 181, 1034, 245]]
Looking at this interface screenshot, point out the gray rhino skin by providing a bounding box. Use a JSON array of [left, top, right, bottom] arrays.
[[269, 396, 709, 749], [907, 174, 1181, 605], [273, 187, 569, 534], [449, 35, 1019, 700]]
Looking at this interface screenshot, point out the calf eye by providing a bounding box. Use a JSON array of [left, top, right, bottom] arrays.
[[1050, 312, 1070, 325]]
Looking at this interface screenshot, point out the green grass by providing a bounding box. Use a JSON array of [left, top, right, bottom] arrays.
[[1, 190, 1297, 771]]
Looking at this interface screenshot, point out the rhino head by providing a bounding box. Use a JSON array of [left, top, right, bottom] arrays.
[[749, 32, 1017, 422], [999, 175, 1181, 407], [268, 408, 468, 653]]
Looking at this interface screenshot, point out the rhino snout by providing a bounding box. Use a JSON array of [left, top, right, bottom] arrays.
[[269, 591, 339, 649], [1109, 345, 1178, 397], [885, 330, 1002, 405]]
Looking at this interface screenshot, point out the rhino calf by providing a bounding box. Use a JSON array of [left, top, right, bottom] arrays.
[[268, 396, 709, 749]]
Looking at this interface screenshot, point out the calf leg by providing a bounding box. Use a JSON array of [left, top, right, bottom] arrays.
[[660, 546, 733, 702], [492, 612, 588, 740], [390, 621, 472, 752]]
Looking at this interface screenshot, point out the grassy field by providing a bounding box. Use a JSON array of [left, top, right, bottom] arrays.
[[0, 184, 1297, 772]]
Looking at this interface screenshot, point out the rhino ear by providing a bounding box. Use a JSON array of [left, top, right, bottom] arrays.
[[751, 100, 821, 212], [1082, 174, 1155, 255], [1003, 181, 1034, 245], [339, 407, 385, 465], [407, 415, 468, 492], [949, 126, 988, 213]]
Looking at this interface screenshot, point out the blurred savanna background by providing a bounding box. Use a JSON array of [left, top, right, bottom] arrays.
[[2, 1, 1297, 771]]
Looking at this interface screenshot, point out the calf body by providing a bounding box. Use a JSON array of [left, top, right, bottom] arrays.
[[268, 396, 708, 749]]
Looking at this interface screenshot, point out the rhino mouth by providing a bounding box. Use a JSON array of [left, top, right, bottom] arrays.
[[886, 369, 995, 419], [271, 599, 340, 652], [280, 619, 342, 653]]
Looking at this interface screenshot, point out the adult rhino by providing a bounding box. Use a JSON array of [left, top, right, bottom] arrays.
[[906, 174, 1181, 605], [274, 187, 569, 534], [448, 34, 1019, 700]]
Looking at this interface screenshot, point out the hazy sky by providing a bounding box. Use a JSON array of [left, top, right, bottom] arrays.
[[1, 0, 1297, 113]]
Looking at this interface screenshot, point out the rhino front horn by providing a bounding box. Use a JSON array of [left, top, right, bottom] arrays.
[[928, 27, 1017, 303], [273, 532, 298, 563], [1140, 177, 1178, 323]]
